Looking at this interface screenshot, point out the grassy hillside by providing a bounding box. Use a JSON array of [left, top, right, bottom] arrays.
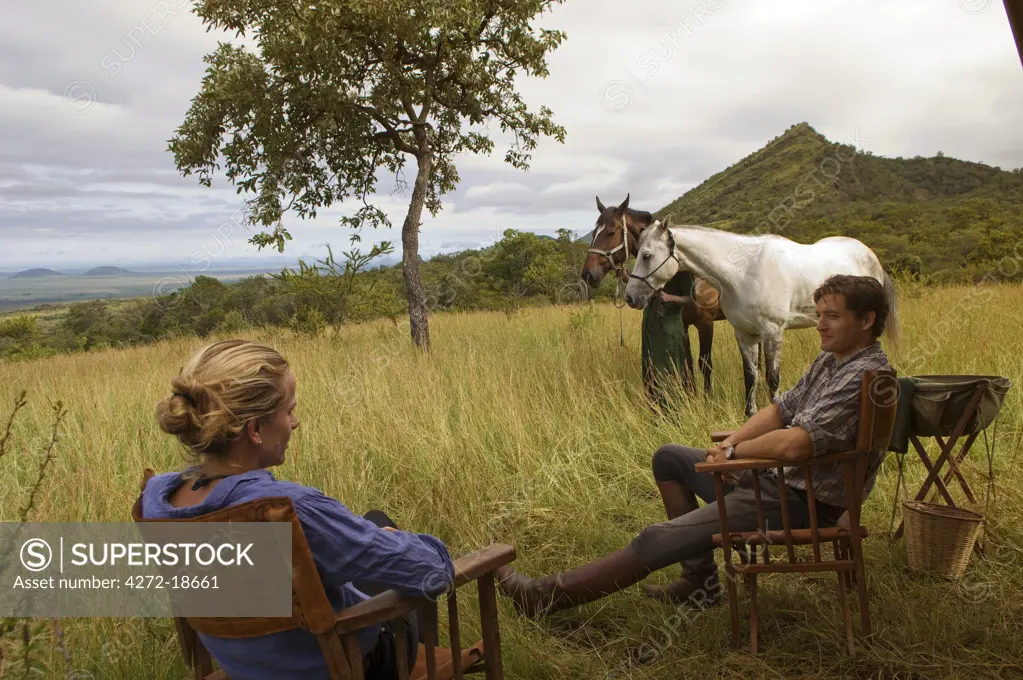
[[2, 283, 1022, 679], [656, 123, 1023, 282]]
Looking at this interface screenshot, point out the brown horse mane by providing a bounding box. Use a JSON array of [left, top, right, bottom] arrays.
[[622, 208, 655, 231]]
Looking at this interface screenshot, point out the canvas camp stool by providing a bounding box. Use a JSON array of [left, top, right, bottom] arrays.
[[889, 375, 1012, 540]]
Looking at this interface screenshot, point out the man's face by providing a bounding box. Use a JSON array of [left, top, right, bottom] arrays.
[[815, 293, 875, 355]]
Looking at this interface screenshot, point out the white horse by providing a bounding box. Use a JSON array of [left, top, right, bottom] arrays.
[[624, 217, 901, 417]]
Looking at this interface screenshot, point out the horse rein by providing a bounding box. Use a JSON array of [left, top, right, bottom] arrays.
[[588, 216, 633, 345]]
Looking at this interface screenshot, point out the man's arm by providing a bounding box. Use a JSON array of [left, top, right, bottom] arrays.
[[718, 402, 785, 448], [706, 405, 812, 466], [730, 425, 814, 463], [726, 365, 867, 465], [722, 353, 822, 449], [708, 353, 824, 461]]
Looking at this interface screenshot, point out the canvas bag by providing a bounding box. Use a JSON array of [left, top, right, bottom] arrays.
[[907, 375, 1011, 438]]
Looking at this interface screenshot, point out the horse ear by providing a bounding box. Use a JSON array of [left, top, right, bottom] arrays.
[[596, 196, 606, 213], [616, 193, 630, 215], [661, 215, 672, 229]]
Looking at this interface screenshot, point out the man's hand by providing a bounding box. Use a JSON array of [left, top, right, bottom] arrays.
[[381, 526, 399, 533], [704, 447, 726, 464], [708, 439, 731, 454], [704, 447, 739, 486]]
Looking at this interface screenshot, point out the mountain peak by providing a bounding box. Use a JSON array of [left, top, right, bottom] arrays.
[[653, 122, 1023, 280], [784, 121, 823, 138], [84, 266, 133, 276]]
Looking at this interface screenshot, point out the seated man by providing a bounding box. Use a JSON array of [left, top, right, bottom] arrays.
[[498, 274, 893, 616]]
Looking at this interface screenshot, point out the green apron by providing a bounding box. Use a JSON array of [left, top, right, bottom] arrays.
[[641, 275, 694, 408]]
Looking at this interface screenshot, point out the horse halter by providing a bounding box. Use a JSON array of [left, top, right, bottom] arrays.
[[629, 226, 679, 291]]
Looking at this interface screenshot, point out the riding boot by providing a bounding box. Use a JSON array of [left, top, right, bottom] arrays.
[[652, 481, 696, 580], [640, 481, 727, 607], [496, 546, 654, 618], [640, 569, 724, 608]]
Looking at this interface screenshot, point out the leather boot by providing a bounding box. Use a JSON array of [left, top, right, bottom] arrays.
[[640, 569, 724, 609], [653, 480, 702, 582], [496, 546, 654, 618]]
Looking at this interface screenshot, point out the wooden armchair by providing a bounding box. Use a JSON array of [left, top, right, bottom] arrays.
[[695, 369, 898, 654], [130, 469, 515, 680]]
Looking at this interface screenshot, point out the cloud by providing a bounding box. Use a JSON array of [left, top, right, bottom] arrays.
[[1, 0, 1022, 267]]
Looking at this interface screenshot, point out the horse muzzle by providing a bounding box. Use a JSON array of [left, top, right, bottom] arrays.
[[624, 289, 649, 309], [581, 266, 603, 288]]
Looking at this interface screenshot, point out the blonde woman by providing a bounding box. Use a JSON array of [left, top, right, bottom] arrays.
[[140, 339, 453, 679]]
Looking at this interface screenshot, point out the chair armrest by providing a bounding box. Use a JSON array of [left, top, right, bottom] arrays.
[[333, 543, 516, 635], [450, 543, 517, 588], [696, 449, 872, 475], [695, 457, 778, 474], [710, 430, 737, 443]]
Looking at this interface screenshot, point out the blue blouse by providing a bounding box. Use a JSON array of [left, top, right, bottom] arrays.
[[140, 467, 454, 680]]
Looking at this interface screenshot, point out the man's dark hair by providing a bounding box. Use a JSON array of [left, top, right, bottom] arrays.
[[813, 274, 889, 338]]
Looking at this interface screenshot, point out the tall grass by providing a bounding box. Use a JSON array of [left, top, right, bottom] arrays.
[[1, 282, 1022, 679]]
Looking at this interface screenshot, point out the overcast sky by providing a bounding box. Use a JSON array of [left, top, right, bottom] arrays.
[[2, 0, 1022, 271]]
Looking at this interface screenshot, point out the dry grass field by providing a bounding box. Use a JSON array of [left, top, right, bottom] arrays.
[[2, 282, 1022, 679]]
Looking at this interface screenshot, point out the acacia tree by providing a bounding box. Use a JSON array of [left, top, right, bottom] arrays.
[[168, 0, 567, 349]]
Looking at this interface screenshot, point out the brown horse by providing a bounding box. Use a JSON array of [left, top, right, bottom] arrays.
[[581, 194, 726, 395]]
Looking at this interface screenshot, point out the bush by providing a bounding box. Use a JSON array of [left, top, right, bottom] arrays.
[[217, 310, 247, 334], [0, 314, 40, 341], [289, 307, 327, 337]]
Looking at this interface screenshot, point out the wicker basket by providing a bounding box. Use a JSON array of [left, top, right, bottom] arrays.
[[903, 501, 984, 579]]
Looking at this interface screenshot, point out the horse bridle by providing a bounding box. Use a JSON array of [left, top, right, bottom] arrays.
[[588, 214, 635, 343], [629, 225, 679, 292], [587, 215, 632, 280]]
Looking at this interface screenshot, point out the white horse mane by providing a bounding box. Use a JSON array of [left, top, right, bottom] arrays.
[[646, 220, 792, 243]]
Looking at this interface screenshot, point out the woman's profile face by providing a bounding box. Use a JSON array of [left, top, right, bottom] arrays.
[[254, 369, 300, 467]]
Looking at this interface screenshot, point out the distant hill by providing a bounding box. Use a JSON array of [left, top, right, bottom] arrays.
[[84, 266, 132, 276], [655, 122, 1023, 282], [10, 268, 64, 279]]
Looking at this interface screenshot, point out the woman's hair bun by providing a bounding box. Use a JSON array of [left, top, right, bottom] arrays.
[[155, 380, 204, 439]]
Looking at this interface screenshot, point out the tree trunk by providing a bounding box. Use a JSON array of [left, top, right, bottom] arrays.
[[401, 149, 433, 349]]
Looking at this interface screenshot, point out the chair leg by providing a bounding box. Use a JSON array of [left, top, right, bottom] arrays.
[[841, 541, 856, 593], [748, 574, 759, 655], [855, 549, 871, 637], [743, 544, 756, 593], [724, 564, 741, 649], [836, 563, 854, 655], [832, 542, 847, 592]]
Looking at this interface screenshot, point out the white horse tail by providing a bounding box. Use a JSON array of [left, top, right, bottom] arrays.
[[882, 270, 902, 354]]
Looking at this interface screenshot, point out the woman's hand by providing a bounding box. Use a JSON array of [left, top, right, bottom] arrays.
[[381, 526, 399, 532]]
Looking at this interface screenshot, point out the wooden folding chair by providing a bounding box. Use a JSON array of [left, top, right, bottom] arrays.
[[131, 469, 515, 680], [695, 369, 898, 654]]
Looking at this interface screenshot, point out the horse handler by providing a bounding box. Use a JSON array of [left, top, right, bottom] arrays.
[[641, 273, 697, 407], [498, 275, 892, 614]]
